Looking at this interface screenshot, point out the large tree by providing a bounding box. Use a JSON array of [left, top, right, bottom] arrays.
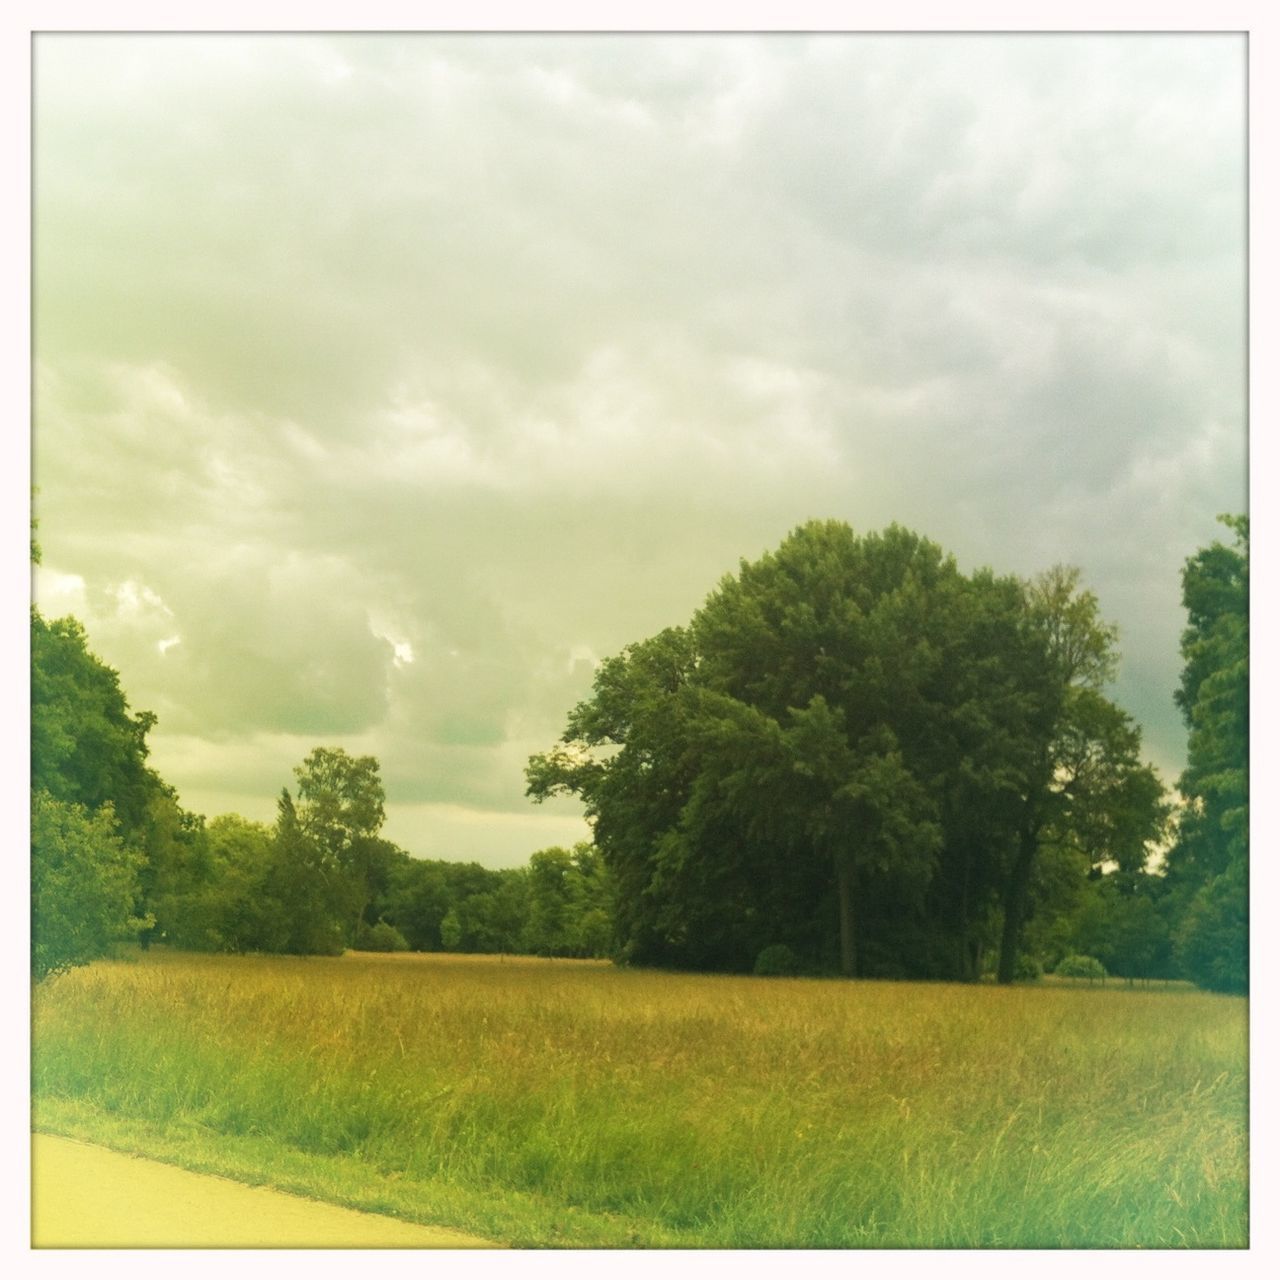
[[31, 611, 159, 845], [1165, 515, 1248, 992], [31, 608, 178, 970], [285, 747, 387, 946], [530, 521, 1159, 980]]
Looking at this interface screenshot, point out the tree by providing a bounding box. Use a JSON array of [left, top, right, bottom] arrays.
[[257, 788, 347, 955], [1061, 869, 1174, 984], [993, 568, 1166, 983], [31, 610, 159, 845], [523, 844, 612, 957], [530, 521, 1138, 980], [287, 747, 387, 946], [379, 855, 454, 950], [1165, 516, 1247, 992], [528, 626, 705, 967], [138, 785, 211, 949], [439, 908, 463, 951], [31, 791, 145, 981], [199, 814, 276, 952], [1175, 861, 1246, 992]]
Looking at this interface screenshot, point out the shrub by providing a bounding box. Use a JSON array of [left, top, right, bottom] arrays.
[[1014, 954, 1043, 982], [357, 920, 410, 952], [1055, 954, 1108, 982], [753, 944, 800, 977]]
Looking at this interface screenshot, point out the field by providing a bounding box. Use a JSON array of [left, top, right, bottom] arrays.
[[31, 949, 1247, 1248]]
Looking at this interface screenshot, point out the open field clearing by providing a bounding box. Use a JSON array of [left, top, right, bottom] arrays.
[[32, 950, 1247, 1248]]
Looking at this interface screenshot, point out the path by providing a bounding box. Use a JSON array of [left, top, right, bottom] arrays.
[[31, 1133, 495, 1249]]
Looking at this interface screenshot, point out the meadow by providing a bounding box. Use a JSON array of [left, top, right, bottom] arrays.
[[31, 949, 1247, 1248]]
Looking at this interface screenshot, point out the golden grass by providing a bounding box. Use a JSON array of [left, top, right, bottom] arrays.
[[32, 949, 1247, 1247]]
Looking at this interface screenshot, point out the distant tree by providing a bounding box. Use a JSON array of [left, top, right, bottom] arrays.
[[460, 870, 530, 953], [528, 626, 703, 967], [29, 607, 214, 954], [258, 788, 346, 955], [287, 747, 387, 947], [357, 838, 405, 931], [139, 785, 211, 949], [198, 814, 276, 951], [31, 791, 145, 981], [379, 856, 451, 949], [523, 844, 612, 957], [355, 919, 410, 952], [1065, 871, 1174, 984], [754, 943, 800, 977], [439, 907, 463, 951]]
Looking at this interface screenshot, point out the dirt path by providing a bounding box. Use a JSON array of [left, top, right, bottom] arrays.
[[31, 1133, 495, 1249]]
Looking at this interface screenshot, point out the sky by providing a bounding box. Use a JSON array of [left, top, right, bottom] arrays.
[[30, 31, 1247, 867]]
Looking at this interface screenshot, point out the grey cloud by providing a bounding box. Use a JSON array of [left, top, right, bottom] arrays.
[[33, 32, 1245, 860]]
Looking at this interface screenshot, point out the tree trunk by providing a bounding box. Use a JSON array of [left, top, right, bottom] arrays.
[[997, 825, 1038, 984], [835, 856, 857, 978]]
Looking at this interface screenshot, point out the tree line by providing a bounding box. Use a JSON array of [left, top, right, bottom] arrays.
[[31, 613, 610, 975], [31, 516, 1246, 992]]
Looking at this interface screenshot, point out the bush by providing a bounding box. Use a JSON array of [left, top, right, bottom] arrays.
[[356, 920, 410, 952], [754, 944, 800, 977], [1055, 954, 1108, 982], [1014, 954, 1043, 982]]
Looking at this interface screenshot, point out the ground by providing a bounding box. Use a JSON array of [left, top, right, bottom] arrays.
[[30, 1133, 494, 1249]]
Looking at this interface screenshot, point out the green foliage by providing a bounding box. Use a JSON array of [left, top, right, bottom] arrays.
[[195, 815, 276, 951], [1055, 954, 1108, 982], [753, 944, 800, 977], [1013, 953, 1043, 982], [1083, 876, 1174, 983], [376, 857, 527, 953], [995, 568, 1167, 984], [356, 920, 410, 952], [31, 791, 145, 981], [1175, 862, 1247, 993], [524, 844, 613, 957], [27, 605, 614, 968], [255, 789, 347, 956], [439, 909, 463, 950], [529, 521, 1163, 983], [289, 747, 387, 946], [1166, 516, 1248, 992], [31, 610, 161, 845]]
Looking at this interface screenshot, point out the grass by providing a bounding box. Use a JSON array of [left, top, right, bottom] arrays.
[[31, 949, 1247, 1248]]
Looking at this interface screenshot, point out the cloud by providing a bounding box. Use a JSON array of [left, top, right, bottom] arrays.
[[32, 33, 1245, 860]]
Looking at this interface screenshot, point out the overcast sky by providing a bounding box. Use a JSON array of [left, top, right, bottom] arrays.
[[31, 32, 1246, 866]]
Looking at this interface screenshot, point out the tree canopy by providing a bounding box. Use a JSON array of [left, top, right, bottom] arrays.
[[529, 520, 1166, 982], [31, 608, 163, 978], [1165, 515, 1248, 992]]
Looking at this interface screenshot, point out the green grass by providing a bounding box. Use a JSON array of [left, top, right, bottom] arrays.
[[31, 949, 1247, 1248]]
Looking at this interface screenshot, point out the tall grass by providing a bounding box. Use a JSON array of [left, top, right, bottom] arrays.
[[32, 950, 1247, 1247]]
